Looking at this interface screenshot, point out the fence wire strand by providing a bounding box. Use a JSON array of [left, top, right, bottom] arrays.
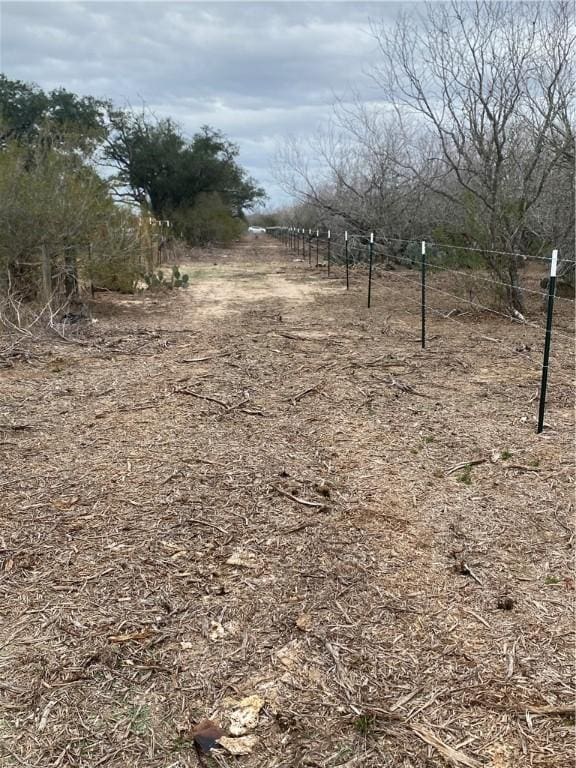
[[352, 271, 574, 385], [274, 228, 575, 391], [290, 227, 576, 265], [367, 259, 576, 343], [370, 249, 575, 304]]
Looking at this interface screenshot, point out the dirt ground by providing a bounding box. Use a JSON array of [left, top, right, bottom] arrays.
[[1, 236, 574, 768]]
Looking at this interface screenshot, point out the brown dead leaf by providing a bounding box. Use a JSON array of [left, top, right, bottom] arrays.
[[191, 719, 225, 753]]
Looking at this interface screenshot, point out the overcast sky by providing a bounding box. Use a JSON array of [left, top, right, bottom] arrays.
[[0, 1, 404, 207]]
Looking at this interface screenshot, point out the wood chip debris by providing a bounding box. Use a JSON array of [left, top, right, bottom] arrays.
[[409, 723, 482, 768]]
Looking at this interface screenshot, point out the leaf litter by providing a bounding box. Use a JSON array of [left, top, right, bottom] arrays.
[[0, 237, 574, 767]]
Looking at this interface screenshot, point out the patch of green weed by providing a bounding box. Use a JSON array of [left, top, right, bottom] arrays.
[[456, 464, 472, 484], [126, 704, 151, 736], [353, 714, 376, 736]]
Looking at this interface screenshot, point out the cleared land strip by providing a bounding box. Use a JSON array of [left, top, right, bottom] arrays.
[[0, 237, 573, 767]]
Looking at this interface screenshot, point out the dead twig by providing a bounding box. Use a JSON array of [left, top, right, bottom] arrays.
[[463, 609, 491, 628], [456, 560, 484, 586], [512, 703, 575, 716], [187, 518, 230, 535], [289, 384, 321, 403], [270, 485, 326, 508], [283, 520, 319, 534], [445, 458, 487, 476], [173, 388, 263, 416], [174, 388, 228, 408], [178, 352, 231, 363], [504, 464, 541, 472], [108, 628, 157, 643], [385, 375, 430, 398], [409, 723, 482, 768]]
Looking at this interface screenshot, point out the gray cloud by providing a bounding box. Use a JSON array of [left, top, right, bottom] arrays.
[[0, 1, 403, 205]]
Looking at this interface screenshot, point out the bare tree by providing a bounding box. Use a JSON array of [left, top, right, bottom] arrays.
[[369, 0, 575, 310], [274, 109, 429, 239]]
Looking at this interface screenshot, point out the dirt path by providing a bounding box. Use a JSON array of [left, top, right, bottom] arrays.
[[176, 257, 322, 322], [1, 237, 574, 768]]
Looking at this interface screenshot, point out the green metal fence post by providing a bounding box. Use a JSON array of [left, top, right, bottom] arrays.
[[367, 232, 374, 308], [345, 231, 349, 290], [421, 240, 426, 349], [537, 250, 558, 434]]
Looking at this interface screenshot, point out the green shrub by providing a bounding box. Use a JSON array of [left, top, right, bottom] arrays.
[[0, 138, 145, 299], [173, 192, 245, 246]]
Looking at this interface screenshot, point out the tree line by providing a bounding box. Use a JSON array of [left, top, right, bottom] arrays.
[[274, 0, 574, 311], [0, 74, 264, 307]]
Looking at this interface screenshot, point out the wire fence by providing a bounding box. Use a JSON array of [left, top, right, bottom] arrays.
[[268, 226, 575, 435]]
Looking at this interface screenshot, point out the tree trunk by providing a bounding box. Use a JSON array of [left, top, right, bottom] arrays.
[[488, 254, 525, 314], [64, 249, 79, 300], [41, 245, 52, 306], [506, 258, 525, 314]]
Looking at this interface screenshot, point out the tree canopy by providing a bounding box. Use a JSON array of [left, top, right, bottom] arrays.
[[0, 74, 109, 152], [0, 74, 265, 304], [103, 110, 265, 221], [0, 75, 265, 248]]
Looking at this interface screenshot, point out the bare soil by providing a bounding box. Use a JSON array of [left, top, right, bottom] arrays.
[[1, 236, 574, 768]]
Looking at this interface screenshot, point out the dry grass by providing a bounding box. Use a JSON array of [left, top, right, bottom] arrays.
[[0, 236, 574, 768]]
